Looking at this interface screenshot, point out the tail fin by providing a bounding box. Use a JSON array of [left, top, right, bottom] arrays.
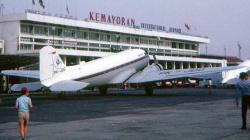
[[39, 46, 66, 86]]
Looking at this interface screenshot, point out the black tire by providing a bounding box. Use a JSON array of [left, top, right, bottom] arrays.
[[99, 86, 108, 96], [144, 86, 153, 96]]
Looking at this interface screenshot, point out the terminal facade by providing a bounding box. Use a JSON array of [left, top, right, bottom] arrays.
[[0, 10, 227, 69]]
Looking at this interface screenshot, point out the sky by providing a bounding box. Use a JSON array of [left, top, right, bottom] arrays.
[[0, 0, 250, 59]]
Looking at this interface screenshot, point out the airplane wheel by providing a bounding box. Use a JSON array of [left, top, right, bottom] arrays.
[[57, 92, 65, 99], [144, 86, 153, 96], [99, 86, 108, 96]]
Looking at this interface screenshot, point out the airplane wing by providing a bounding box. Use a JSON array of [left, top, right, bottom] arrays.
[[1, 70, 40, 79], [49, 80, 89, 92], [126, 64, 245, 84], [11, 82, 43, 92], [1, 70, 89, 91]]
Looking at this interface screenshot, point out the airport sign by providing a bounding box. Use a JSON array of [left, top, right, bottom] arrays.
[[89, 11, 135, 27]]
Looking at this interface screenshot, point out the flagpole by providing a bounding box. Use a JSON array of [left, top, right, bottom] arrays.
[[224, 47, 227, 58], [205, 46, 208, 55], [32, 0, 34, 10], [238, 42, 242, 59], [0, 2, 5, 16], [65, 0, 69, 15], [239, 48, 241, 59], [39, 0, 45, 9]]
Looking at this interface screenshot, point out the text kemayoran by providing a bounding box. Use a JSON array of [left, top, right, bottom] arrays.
[[89, 12, 135, 27]]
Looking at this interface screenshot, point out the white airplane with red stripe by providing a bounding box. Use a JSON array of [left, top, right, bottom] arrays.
[[2, 46, 250, 95]]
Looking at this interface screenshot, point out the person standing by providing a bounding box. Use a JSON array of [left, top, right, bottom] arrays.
[[16, 87, 33, 140], [7, 83, 11, 94], [208, 79, 212, 94], [236, 72, 250, 130]]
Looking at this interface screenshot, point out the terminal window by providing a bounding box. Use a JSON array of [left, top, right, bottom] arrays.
[[100, 34, 110, 42], [89, 32, 99, 41], [20, 44, 32, 50], [49, 27, 63, 37], [185, 43, 190, 49], [77, 31, 88, 39], [21, 24, 33, 34], [172, 42, 177, 48], [64, 29, 75, 38], [111, 34, 119, 42], [179, 43, 184, 49], [34, 26, 48, 35]]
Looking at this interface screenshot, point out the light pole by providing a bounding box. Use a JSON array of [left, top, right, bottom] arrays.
[[238, 42, 242, 59], [224, 47, 227, 58], [0, 3, 4, 16], [51, 26, 55, 47], [205, 46, 208, 55]]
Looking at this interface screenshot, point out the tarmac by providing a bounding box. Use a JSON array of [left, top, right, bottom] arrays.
[[0, 88, 250, 140]]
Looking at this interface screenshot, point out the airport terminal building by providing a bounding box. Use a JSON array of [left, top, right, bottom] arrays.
[[0, 10, 227, 69]]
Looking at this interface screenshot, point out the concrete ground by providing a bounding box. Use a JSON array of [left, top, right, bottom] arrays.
[[0, 88, 250, 140]]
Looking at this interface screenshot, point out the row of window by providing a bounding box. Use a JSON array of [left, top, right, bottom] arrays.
[[19, 44, 220, 68], [163, 61, 221, 69], [20, 23, 198, 51], [20, 37, 197, 53], [20, 36, 198, 52], [19, 43, 198, 57]]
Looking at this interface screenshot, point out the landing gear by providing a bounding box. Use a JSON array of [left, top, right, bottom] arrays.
[[57, 91, 66, 99], [99, 86, 108, 96], [144, 86, 154, 96]]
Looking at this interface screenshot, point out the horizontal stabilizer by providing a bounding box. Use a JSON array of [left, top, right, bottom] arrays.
[[1, 70, 39, 79], [49, 80, 89, 92], [11, 82, 43, 92]]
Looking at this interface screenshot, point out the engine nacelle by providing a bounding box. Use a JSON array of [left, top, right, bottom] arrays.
[[145, 63, 163, 72]]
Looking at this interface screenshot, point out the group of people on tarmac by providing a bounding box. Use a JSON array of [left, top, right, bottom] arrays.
[[15, 72, 250, 139]]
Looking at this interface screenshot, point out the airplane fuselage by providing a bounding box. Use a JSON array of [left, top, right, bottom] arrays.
[[53, 49, 149, 86]]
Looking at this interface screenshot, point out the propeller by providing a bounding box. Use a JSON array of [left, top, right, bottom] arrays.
[[152, 55, 163, 70], [153, 55, 159, 64]]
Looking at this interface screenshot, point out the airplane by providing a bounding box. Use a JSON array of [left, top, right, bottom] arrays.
[[221, 63, 250, 85], [2, 46, 250, 95]]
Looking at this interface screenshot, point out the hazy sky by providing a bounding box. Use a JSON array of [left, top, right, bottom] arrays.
[[1, 0, 250, 59]]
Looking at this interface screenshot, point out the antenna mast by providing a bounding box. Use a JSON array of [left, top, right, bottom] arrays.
[[0, 3, 5, 16]]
